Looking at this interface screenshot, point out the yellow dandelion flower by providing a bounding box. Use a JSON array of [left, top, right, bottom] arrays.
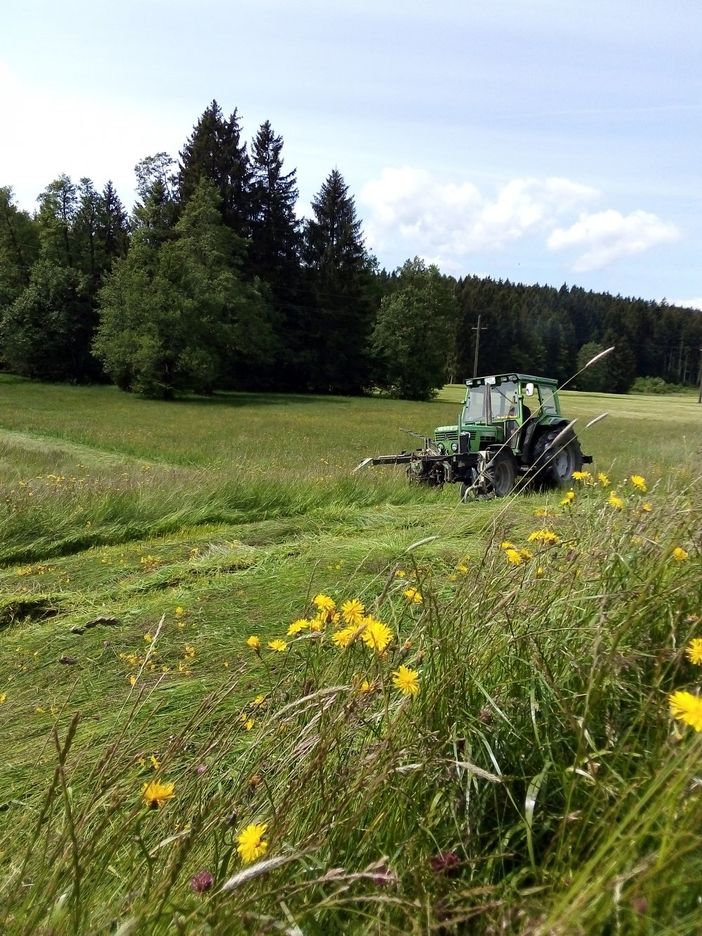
[[629, 474, 647, 492], [500, 540, 516, 550], [672, 547, 689, 562], [236, 823, 268, 863], [504, 548, 523, 566], [313, 594, 336, 613], [150, 754, 160, 770], [394, 569, 407, 578], [359, 679, 374, 693], [251, 694, 266, 707], [308, 615, 325, 632], [287, 618, 310, 636], [528, 529, 560, 544], [143, 632, 153, 644], [183, 644, 196, 659], [331, 625, 358, 649], [240, 715, 255, 731], [360, 617, 393, 653], [143, 779, 175, 809], [669, 690, 702, 732], [685, 639, 702, 665], [246, 635, 261, 650], [520, 548, 533, 561], [560, 490, 575, 507], [456, 562, 469, 574], [607, 491, 624, 510], [392, 665, 420, 696], [174, 606, 186, 617], [403, 587, 423, 604], [641, 502, 652, 513], [267, 639, 287, 653], [0, 693, 6, 705], [571, 470, 592, 483], [129, 674, 137, 686], [597, 472, 611, 488], [533, 506, 550, 518], [341, 598, 365, 626]]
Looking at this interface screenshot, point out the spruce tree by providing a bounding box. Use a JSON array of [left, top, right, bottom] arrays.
[[178, 101, 251, 237], [303, 169, 376, 394], [0, 187, 39, 311]]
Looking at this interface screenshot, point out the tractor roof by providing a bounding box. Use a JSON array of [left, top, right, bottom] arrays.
[[465, 374, 559, 388]]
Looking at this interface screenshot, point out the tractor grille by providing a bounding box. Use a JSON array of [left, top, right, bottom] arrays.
[[435, 429, 458, 443]]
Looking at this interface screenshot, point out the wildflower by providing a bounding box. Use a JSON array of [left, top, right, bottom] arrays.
[[504, 548, 524, 566], [403, 587, 423, 604], [143, 632, 153, 644], [686, 639, 702, 666], [313, 593, 336, 613], [392, 665, 420, 696], [143, 779, 175, 809], [629, 474, 647, 492], [308, 616, 325, 632], [332, 625, 358, 649], [150, 754, 160, 770], [669, 691, 702, 732], [533, 506, 551, 518], [267, 639, 287, 653], [597, 472, 611, 487], [560, 490, 575, 507], [456, 562, 469, 574], [571, 470, 592, 483], [607, 491, 624, 510], [240, 715, 255, 731], [246, 635, 261, 650], [639, 502, 652, 513], [236, 823, 268, 863], [191, 870, 214, 894], [359, 679, 375, 693], [528, 529, 560, 545], [672, 547, 689, 562], [251, 694, 266, 707], [341, 598, 365, 626], [394, 569, 407, 578], [287, 618, 310, 636], [430, 851, 461, 875], [520, 548, 533, 561], [175, 606, 186, 617], [183, 644, 196, 659], [500, 540, 516, 550], [360, 617, 393, 653], [129, 675, 137, 687], [0, 693, 6, 705]]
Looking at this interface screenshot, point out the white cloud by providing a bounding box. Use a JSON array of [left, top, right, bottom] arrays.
[[547, 209, 680, 271], [359, 166, 680, 274], [360, 167, 598, 269]]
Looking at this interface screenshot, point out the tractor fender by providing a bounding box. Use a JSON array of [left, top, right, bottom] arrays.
[[524, 419, 570, 463]]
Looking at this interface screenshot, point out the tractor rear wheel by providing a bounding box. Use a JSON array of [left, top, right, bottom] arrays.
[[531, 429, 584, 488], [486, 450, 518, 497]]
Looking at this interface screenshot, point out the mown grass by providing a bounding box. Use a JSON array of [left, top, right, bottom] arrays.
[[0, 376, 700, 934]]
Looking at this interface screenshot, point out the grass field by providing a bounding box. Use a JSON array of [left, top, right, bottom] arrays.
[[0, 375, 700, 934]]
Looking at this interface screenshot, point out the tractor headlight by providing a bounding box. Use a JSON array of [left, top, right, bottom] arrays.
[[451, 442, 459, 452]]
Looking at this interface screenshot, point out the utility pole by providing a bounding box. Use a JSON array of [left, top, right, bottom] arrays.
[[472, 314, 488, 377]]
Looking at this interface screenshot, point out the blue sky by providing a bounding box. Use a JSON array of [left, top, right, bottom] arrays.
[[1, 0, 700, 306]]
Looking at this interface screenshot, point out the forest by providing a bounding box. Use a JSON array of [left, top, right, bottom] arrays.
[[1, 99, 700, 400]]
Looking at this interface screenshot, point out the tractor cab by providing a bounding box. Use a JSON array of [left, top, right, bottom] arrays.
[[458, 374, 561, 453]]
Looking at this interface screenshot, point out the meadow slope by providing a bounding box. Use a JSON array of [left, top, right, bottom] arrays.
[[0, 377, 700, 934]]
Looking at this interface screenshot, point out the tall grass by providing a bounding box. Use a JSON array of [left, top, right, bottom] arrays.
[[1, 466, 699, 933]]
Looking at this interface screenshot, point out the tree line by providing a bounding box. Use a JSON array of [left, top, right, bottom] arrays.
[[1, 99, 700, 400]]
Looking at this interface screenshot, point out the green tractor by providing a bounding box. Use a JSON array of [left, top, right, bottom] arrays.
[[356, 373, 592, 498]]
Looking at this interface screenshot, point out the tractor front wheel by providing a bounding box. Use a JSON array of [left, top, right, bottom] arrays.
[[486, 450, 518, 497], [532, 430, 584, 488]]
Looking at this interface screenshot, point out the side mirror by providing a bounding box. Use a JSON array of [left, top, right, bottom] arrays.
[[524, 383, 534, 396]]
